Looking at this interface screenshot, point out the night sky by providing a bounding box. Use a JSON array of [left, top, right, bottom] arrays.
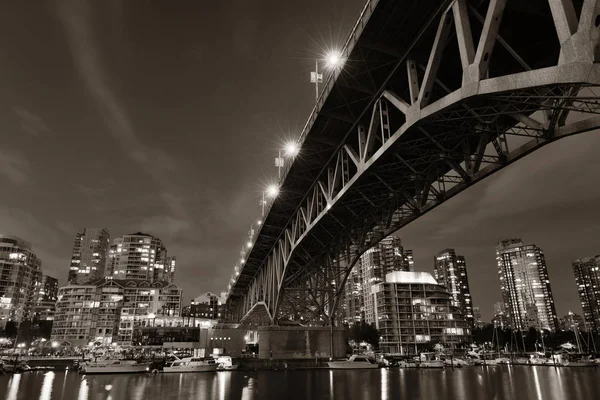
[[1, 0, 599, 321]]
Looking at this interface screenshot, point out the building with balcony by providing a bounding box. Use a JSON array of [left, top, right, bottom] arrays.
[[434, 249, 474, 326], [343, 236, 413, 324], [371, 271, 471, 355], [106, 233, 175, 283], [51, 279, 183, 346], [182, 292, 226, 320], [68, 228, 110, 284], [572, 256, 600, 331], [496, 239, 558, 331], [0, 235, 42, 328]]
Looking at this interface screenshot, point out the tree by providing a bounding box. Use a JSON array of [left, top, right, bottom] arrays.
[[348, 322, 380, 347]]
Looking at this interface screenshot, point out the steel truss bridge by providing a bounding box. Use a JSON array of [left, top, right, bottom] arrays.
[[225, 0, 600, 325]]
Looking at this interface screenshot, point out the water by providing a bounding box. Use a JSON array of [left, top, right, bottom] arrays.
[[1, 367, 599, 400]]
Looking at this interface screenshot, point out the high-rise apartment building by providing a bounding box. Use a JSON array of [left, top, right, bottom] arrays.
[[68, 228, 110, 284], [344, 236, 413, 324], [496, 238, 558, 331], [434, 249, 474, 325], [182, 292, 227, 320], [572, 256, 600, 331], [371, 271, 471, 354], [51, 278, 183, 346], [31, 275, 59, 321], [0, 235, 42, 327], [106, 233, 175, 283]]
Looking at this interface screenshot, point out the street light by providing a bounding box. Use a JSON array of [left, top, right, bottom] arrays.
[[266, 184, 279, 198], [311, 50, 344, 101], [275, 142, 300, 178]]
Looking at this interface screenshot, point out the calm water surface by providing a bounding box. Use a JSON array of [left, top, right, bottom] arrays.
[[1, 366, 599, 400]]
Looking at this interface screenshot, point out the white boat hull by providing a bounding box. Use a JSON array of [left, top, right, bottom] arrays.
[[81, 364, 150, 374], [419, 361, 444, 368], [328, 361, 378, 369], [163, 365, 218, 373]]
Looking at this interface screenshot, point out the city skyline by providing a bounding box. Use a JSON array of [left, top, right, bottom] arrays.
[[1, 0, 600, 323]]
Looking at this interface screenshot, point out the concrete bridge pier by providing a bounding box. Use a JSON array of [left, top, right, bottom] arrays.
[[257, 325, 347, 360]]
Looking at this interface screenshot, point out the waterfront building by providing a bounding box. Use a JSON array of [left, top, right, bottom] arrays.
[[182, 292, 227, 320], [51, 278, 183, 346], [106, 233, 175, 283], [496, 239, 558, 331], [31, 274, 59, 321], [433, 249, 474, 325], [0, 235, 42, 328], [344, 236, 413, 324], [371, 271, 471, 354], [68, 228, 110, 284], [572, 256, 600, 331]]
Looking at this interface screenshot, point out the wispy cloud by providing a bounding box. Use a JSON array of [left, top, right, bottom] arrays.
[[13, 106, 51, 137], [57, 0, 179, 199], [0, 148, 30, 185]]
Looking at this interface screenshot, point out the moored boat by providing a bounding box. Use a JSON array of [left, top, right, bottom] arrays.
[[79, 359, 150, 374], [215, 356, 239, 371], [163, 357, 218, 373], [328, 354, 379, 369]]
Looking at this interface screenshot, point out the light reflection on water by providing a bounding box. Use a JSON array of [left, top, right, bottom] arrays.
[[1, 367, 599, 400]]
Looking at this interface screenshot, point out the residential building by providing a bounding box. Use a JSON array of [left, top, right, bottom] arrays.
[[371, 271, 471, 354], [559, 313, 585, 331], [182, 292, 226, 320], [572, 256, 600, 331], [51, 279, 183, 346], [344, 236, 413, 324], [496, 238, 558, 331], [472, 306, 484, 328], [434, 249, 474, 325], [492, 302, 510, 329], [68, 228, 110, 284], [0, 235, 42, 328], [31, 275, 59, 321], [106, 233, 175, 283]]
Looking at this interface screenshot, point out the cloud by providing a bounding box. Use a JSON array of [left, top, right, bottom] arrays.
[[12, 106, 51, 137], [0, 148, 30, 185], [0, 208, 70, 280], [57, 0, 179, 201]]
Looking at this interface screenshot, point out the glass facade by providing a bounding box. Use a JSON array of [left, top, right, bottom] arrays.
[[572, 256, 600, 331], [434, 249, 474, 326], [496, 239, 558, 331]]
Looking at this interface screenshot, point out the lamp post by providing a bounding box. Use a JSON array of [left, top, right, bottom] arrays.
[[310, 51, 343, 102]]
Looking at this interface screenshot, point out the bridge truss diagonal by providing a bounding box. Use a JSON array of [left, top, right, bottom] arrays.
[[227, 0, 600, 326]]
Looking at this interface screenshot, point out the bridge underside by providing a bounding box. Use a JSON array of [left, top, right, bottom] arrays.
[[228, 0, 600, 326]]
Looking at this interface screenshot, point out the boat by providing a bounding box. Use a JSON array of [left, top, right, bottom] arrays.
[[328, 354, 379, 369], [397, 360, 419, 368], [418, 352, 444, 368], [79, 359, 150, 374], [444, 358, 471, 367], [163, 357, 218, 373], [215, 356, 239, 371]]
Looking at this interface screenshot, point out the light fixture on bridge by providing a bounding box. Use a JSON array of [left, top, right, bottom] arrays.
[[240, 258, 245, 264], [325, 50, 343, 69], [284, 141, 300, 157], [246, 241, 252, 248], [326, 203, 332, 210], [257, 220, 262, 225], [266, 184, 279, 198], [311, 49, 344, 102]]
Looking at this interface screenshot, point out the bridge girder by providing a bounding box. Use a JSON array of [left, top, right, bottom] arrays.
[[229, 0, 600, 325]]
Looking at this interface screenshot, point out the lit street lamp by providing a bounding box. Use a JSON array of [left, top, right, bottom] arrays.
[[310, 50, 344, 102], [275, 141, 300, 178]]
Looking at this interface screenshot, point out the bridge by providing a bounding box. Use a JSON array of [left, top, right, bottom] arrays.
[[225, 0, 600, 326]]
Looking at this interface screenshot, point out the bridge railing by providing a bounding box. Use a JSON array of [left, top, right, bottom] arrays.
[[228, 0, 380, 299]]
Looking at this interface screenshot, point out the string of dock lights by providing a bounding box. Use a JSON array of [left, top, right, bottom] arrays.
[[227, 49, 344, 299]]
